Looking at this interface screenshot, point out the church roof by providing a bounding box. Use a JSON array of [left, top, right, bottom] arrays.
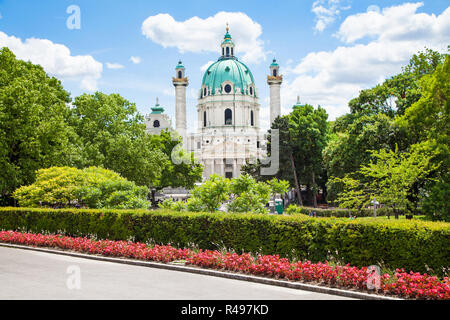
[[201, 59, 255, 94], [201, 27, 255, 95], [151, 98, 164, 114]]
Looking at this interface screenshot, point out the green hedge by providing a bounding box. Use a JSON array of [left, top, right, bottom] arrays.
[[0, 207, 448, 275]]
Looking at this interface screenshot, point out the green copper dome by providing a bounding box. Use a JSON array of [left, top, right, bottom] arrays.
[[201, 58, 255, 95], [201, 28, 255, 96]]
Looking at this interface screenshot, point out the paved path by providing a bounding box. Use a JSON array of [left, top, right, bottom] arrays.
[[0, 246, 354, 300]]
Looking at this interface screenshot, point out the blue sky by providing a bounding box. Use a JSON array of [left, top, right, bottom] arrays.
[[0, 0, 449, 131]]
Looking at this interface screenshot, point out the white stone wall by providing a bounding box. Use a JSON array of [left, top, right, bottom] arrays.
[[175, 85, 187, 141], [269, 82, 281, 125], [145, 113, 172, 135]]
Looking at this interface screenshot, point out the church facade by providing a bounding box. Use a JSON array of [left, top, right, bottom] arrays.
[[145, 27, 283, 180]]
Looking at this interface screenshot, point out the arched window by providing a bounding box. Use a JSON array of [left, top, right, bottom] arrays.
[[273, 69, 277, 77], [226, 47, 230, 57], [231, 48, 234, 56], [178, 71, 182, 79], [250, 110, 254, 126], [224, 84, 232, 93], [222, 48, 224, 56], [225, 109, 232, 125], [249, 87, 253, 95], [203, 111, 207, 127], [203, 87, 207, 97], [153, 120, 160, 128]]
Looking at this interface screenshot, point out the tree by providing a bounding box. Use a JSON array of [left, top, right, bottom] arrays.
[[324, 49, 445, 205], [13, 166, 150, 209], [0, 48, 80, 202], [289, 104, 329, 207], [333, 143, 438, 218], [228, 174, 272, 214], [147, 130, 203, 190], [243, 106, 329, 208], [397, 53, 449, 219], [189, 174, 230, 212], [69, 92, 168, 187]]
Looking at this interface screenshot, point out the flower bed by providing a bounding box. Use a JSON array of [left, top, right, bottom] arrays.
[[0, 230, 448, 300]]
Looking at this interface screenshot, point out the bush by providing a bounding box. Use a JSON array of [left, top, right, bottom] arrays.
[[0, 207, 448, 275], [13, 166, 150, 209]]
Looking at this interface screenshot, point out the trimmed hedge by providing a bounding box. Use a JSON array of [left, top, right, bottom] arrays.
[[0, 207, 448, 275]]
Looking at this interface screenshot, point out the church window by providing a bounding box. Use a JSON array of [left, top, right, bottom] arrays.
[[153, 120, 160, 128], [273, 69, 277, 77], [224, 84, 232, 93], [225, 108, 232, 125], [226, 47, 229, 57], [250, 110, 254, 126], [222, 48, 224, 56], [249, 87, 253, 95], [203, 111, 207, 127], [178, 71, 182, 79], [231, 48, 234, 56], [204, 87, 207, 97]]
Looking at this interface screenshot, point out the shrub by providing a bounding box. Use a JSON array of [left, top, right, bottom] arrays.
[[13, 166, 150, 209], [0, 207, 448, 275]]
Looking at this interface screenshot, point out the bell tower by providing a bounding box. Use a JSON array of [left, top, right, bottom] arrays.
[[172, 61, 188, 144], [267, 58, 282, 126]]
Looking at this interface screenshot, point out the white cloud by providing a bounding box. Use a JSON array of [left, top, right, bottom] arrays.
[[284, 2, 450, 120], [141, 11, 266, 64], [0, 31, 102, 91], [105, 62, 124, 69], [336, 2, 450, 44], [312, 0, 350, 32], [130, 56, 141, 64], [200, 60, 215, 72]]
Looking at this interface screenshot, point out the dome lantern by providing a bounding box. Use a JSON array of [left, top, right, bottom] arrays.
[[221, 23, 235, 58]]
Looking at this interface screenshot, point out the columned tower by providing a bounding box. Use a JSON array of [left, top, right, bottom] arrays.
[[267, 58, 282, 126], [172, 61, 189, 143]]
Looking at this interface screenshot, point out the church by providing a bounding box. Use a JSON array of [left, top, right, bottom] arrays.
[[145, 26, 283, 180]]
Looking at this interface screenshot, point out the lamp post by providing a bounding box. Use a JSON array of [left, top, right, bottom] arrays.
[[371, 198, 379, 217]]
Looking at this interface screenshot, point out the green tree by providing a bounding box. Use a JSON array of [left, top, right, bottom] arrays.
[[189, 174, 230, 212], [69, 92, 167, 187], [227, 174, 272, 214], [0, 48, 80, 202], [333, 143, 438, 218], [397, 53, 449, 220], [243, 106, 329, 208], [147, 130, 203, 190], [289, 104, 329, 207]]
